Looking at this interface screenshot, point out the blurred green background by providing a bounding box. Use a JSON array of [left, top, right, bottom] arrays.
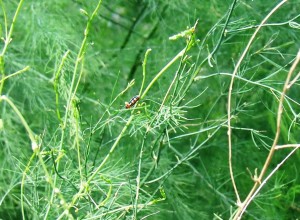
[[0, 0, 300, 219]]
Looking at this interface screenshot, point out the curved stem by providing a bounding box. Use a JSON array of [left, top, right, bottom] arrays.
[[227, 0, 288, 207]]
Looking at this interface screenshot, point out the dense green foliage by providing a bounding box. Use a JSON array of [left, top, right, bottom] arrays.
[[0, 0, 300, 219]]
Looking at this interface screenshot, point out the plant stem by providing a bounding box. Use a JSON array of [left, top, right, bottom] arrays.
[[228, 0, 288, 208]]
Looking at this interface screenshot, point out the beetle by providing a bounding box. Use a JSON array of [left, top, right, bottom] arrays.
[[125, 95, 140, 109]]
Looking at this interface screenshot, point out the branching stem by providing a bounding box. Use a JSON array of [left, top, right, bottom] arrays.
[[228, 0, 288, 210]]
